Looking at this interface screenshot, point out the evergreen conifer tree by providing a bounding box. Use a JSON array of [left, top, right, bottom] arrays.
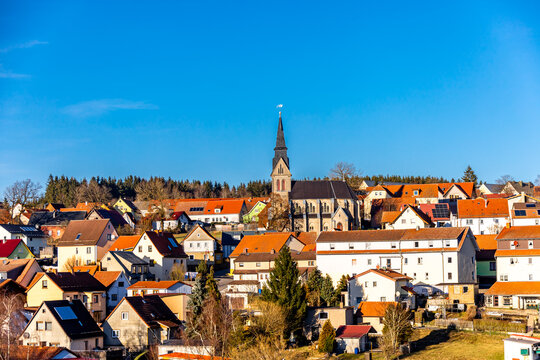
[[332, 275, 348, 306], [187, 261, 209, 319], [206, 265, 221, 302], [261, 246, 306, 337], [306, 269, 324, 306], [318, 320, 335, 354], [461, 165, 478, 185], [320, 275, 335, 306]]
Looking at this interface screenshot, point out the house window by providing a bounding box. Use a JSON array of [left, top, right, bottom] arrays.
[[308, 260, 315, 266], [404, 258, 408, 264], [112, 294, 118, 301], [529, 241, 534, 249], [367, 259, 372, 266], [401, 219, 407, 224], [466, 219, 473, 225], [381, 296, 387, 301], [352, 259, 357, 266], [238, 263, 244, 267], [364, 281, 369, 288], [148, 245, 152, 252], [121, 312, 129, 320], [319, 312, 328, 319], [57, 230, 61, 236], [83, 295, 88, 303], [417, 257, 423, 265], [445, 240, 451, 247], [356, 297, 362, 304], [112, 330, 119, 338], [529, 258, 533, 265], [386, 259, 391, 267], [93, 294, 99, 303], [414, 242, 419, 248], [530, 274, 534, 281], [503, 296, 512, 306], [391, 242, 397, 249], [107, 234, 111, 240], [448, 272, 453, 280], [413, 190, 419, 196], [45, 322, 52, 330], [447, 257, 452, 264], [365, 242, 371, 250], [36, 322, 44, 330], [428, 241, 433, 248], [500, 274, 508, 281], [349, 243, 354, 250], [138, 246, 142, 252], [425, 273, 429, 280], [86, 247, 91, 254], [256, 262, 261, 267], [329, 243, 335, 250], [489, 262, 496, 271], [42, 280, 48, 289], [373, 281, 377, 287]]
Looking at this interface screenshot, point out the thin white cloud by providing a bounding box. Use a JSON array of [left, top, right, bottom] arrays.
[[0, 64, 30, 79], [0, 40, 48, 53], [61, 99, 158, 118]]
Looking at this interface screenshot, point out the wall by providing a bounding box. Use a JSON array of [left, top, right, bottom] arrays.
[[102, 300, 150, 351]]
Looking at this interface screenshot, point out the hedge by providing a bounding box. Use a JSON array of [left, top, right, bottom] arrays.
[[473, 318, 527, 333]]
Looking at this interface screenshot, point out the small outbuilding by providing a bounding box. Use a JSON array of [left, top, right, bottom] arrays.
[[335, 325, 375, 354]]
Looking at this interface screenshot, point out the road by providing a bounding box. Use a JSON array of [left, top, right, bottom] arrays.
[[215, 267, 233, 291]]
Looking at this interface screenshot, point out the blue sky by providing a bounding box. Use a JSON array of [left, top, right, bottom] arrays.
[[1, 1, 540, 191]]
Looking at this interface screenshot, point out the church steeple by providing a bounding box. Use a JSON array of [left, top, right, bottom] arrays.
[[273, 111, 289, 169]]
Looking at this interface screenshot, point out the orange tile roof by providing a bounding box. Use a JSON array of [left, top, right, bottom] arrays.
[[486, 281, 540, 295], [110, 235, 141, 251], [474, 234, 497, 250], [59, 207, 83, 212], [381, 211, 401, 224], [494, 249, 540, 257], [203, 199, 245, 215], [457, 198, 509, 218], [72, 265, 98, 275], [26, 272, 45, 291], [439, 182, 475, 198], [127, 280, 187, 289], [496, 225, 540, 240], [357, 301, 397, 317], [354, 268, 411, 281], [318, 247, 459, 255], [94, 271, 121, 288], [160, 353, 230, 360], [229, 233, 294, 258]]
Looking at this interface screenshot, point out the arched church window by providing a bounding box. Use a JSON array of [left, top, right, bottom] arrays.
[[276, 180, 280, 191], [281, 179, 285, 191]]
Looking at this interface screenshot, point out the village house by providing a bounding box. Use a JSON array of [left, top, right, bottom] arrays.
[[348, 268, 416, 309], [0, 238, 34, 259], [113, 198, 139, 216], [475, 234, 498, 289], [102, 295, 182, 351], [501, 181, 536, 197], [304, 307, 355, 341], [418, 203, 452, 227], [28, 210, 87, 241], [127, 280, 192, 296], [182, 225, 223, 269], [511, 202, 540, 226], [26, 272, 107, 321], [455, 198, 509, 235], [485, 226, 540, 309], [94, 270, 129, 311], [132, 231, 188, 280], [153, 211, 191, 231], [86, 208, 134, 229], [383, 205, 433, 230], [57, 219, 118, 271], [242, 199, 268, 223], [21, 300, 104, 350], [0, 224, 48, 257], [195, 199, 247, 224], [101, 250, 154, 282], [159, 293, 189, 321], [316, 227, 478, 292], [335, 325, 376, 354], [503, 334, 540, 360], [478, 183, 504, 196], [109, 234, 141, 251], [356, 301, 397, 333], [0, 258, 42, 287]]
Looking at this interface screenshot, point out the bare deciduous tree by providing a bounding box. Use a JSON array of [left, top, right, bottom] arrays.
[[0, 290, 26, 360], [61, 255, 84, 272], [329, 162, 358, 181], [260, 194, 290, 231], [380, 303, 413, 360], [76, 179, 112, 204], [496, 175, 515, 185], [3, 179, 42, 223]]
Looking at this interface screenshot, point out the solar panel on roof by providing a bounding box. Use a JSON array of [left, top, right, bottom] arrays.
[[526, 203, 536, 208], [55, 306, 77, 320]]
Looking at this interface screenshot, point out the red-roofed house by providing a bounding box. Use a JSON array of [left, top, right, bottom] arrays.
[[132, 231, 187, 280], [348, 269, 415, 309], [384, 205, 433, 230], [335, 325, 375, 353], [188, 199, 247, 224], [94, 270, 129, 311], [356, 301, 397, 333], [127, 280, 191, 296], [0, 239, 34, 259], [154, 211, 191, 231]]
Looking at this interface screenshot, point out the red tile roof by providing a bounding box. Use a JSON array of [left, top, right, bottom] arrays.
[[335, 325, 375, 338], [229, 233, 294, 258], [127, 280, 190, 290], [160, 353, 230, 360], [354, 268, 411, 281], [0, 239, 26, 258], [142, 231, 187, 258], [457, 198, 509, 218], [94, 271, 121, 288], [203, 199, 245, 215]]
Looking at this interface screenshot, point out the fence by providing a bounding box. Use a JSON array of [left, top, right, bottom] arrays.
[[433, 319, 474, 330]]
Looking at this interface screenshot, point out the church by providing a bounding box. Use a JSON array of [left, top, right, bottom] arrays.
[[270, 112, 361, 232]]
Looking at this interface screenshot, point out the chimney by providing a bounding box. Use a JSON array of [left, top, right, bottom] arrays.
[[244, 248, 248, 254], [270, 248, 275, 254]]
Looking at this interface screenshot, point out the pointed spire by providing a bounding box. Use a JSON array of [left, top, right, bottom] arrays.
[[272, 111, 289, 170], [275, 111, 286, 150]]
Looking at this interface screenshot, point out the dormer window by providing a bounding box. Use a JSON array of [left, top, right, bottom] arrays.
[[215, 208, 221, 214], [413, 190, 419, 196], [529, 241, 534, 249]]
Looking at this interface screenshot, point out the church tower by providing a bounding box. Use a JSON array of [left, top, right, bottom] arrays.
[[271, 111, 292, 198]]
